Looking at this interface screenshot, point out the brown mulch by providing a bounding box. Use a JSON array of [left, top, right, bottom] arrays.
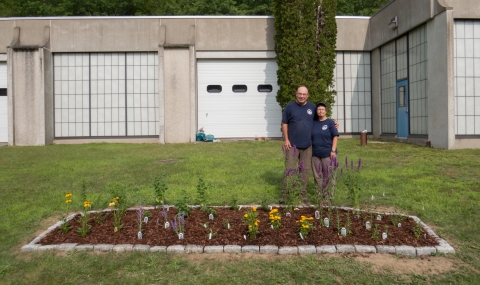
[[39, 207, 439, 247]]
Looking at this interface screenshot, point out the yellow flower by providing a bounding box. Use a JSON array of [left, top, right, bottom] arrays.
[[65, 192, 72, 198], [244, 214, 248, 218], [65, 199, 72, 204], [252, 207, 257, 212], [248, 225, 252, 229], [302, 224, 309, 229], [114, 196, 119, 201], [83, 201, 91, 208], [269, 209, 278, 214], [109, 201, 115, 207]]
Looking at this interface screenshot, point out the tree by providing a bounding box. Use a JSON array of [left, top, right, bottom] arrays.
[[337, 0, 390, 16], [273, 0, 337, 112]]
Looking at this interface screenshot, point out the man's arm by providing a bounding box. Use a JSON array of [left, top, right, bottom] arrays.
[[282, 123, 291, 152]]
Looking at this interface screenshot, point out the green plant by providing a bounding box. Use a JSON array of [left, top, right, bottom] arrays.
[[260, 198, 269, 211], [207, 229, 217, 240], [137, 206, 144, 237], [76, 200, 92, 237], [59, 192, 73, 234], [223, 219, 231, 229], [340, 156, 363, 208], [175, 190, 191, 217], [345, 212, 352, 235], [268, 208, 281, 230], [153, 175, 169, 205], [243, 207, 260, 239], [413, 222, 424, 239], [228, 198, 239, 211], [94, 211, 109, 225], [196, 176, 209, 211], [282, 146, 303, 210], [144, 210, 151, 219], [297, 215, 315, 239], [108, 196, 123, 232], [336, 209, 341, 235], [371, 223, 380, 240]]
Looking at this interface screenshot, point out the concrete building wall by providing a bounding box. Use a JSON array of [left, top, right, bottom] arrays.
[[0, 21, 14, 53], [163, 48, 191, 143], [442, 0, 480, 19], [427, 11, 455, 149], [336, 17, 370, 51]]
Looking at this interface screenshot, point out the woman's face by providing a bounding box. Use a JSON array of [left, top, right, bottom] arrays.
[[316, 105, 327, 118]]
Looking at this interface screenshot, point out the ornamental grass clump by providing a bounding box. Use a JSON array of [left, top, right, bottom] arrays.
[[297, 215, 314, 239], [60, 192, 73, 234], [153, 175, 168, 206], [268, 208, 281, 229], [77, 200, 91, 237], [243, 207, 260, 239]]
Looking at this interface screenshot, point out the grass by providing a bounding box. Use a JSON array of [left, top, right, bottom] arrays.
[[0, 138, 479, 284]]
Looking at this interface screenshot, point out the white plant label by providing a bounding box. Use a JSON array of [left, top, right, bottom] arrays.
[[209, 232, 212, 240], [398, 223, 402, 227], [299, 232, 304, 240], [243, 235, 247, 240], [366, 221, 371, 230], [227, 223, 230, 229], [209, 214, 214, 220], [271, 225, 274, 229], [341, 227, 347, 237], [137, 231, 143, 239], [382, 232, 387, 240], [324, 218, 330, 227], [286, 212, 291, 217], [165, 222, 170, 229], [144, 217, 148, 223], [178, 233, 184, 240], [376, 215, 382, 221], [315, 211, 320, 219]]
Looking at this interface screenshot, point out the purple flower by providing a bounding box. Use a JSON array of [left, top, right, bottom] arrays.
[[292, 145, 298, 157], [171, 215, 178, 231], [298, 160, 304, 171], [358, 158, 362, 170], [345, 156, 348, 168]]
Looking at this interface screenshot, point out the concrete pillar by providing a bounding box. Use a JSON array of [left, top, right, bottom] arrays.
[[7, 26, 53, 146], [371, 48, 382, 137], [427, 10, 455, 149]]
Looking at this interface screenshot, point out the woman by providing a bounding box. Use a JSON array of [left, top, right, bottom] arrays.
[[311, 102, 339, 186]]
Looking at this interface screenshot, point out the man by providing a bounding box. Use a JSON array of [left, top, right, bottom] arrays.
[[281, 86, 338, 203], [281, 86, 316, 203]]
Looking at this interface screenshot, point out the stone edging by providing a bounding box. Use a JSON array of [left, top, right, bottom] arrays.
[[21, 206, 456, 256]]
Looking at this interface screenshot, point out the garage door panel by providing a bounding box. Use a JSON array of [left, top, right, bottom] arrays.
[[198, 59, 281, 138]]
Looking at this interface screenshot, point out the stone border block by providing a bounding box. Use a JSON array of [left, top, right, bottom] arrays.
[[204, 245, 223, 253], [298, 245, 316, 254], [242, 245, 259, 253], [435, 238, 455, 254], [150, 246, 167, 252], [416, 246, 436, 256], [133, 244, 151, 251], [279, 246, 298, 255], [94, 244, 114, 252], [185, 245, 204, 253], [224, 245, 241, 253], [317, 245, 336, 253], [75, 245, 94, 251], [336, 244, 355, 253], [167, 245, 186, 254], [57, 243, 78, 251], [376, 245, 396, 254], [21, 244, 40, 252], [354, 245, 376, 253], [395, 245, 416, 257], [113, 244, 134, 252], [260, 245, 278, 254], [38, 245, 58, 251]]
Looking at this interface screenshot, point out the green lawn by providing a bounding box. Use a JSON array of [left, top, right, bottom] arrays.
[[0, 139, 479, 284]]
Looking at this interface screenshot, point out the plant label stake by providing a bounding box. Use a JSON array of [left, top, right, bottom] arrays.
[[366, 221, 371, 230], [178, 233, 184, 240], [324, 218, 330, 227], [271, 225, 274, 229], [238, 206, 242, 210], [138, 231, 143, 239], [164, 222, 170, 229], [286, 212, 291, 217], [144, 217, 148, 223], [341, 227, 347, 236], [315, 211, 320, 219], [243, 235, 247, 240], [376, 215, 382, 221], [269, 206, 272, 211], [227, 223, 230, 229], [209, 214, 214, 220], [382, 232, 387, 240], [209, 232, 212, 240], [299, 232, 304, 240], [398, 223, 402, 227]]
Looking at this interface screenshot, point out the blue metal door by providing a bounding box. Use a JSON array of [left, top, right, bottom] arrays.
[[396, 80, 409, 138]]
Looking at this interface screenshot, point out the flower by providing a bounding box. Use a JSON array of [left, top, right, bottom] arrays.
[[109, 201, 115, 207], [65, 199, 72, 204], [83, 201, 91, 208], [65, 192, 72, 198], [252, 207, 257, 212], [244, 214, 248, 218]]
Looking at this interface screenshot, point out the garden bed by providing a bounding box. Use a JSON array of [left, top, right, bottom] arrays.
[[38, 206, 439, 247]]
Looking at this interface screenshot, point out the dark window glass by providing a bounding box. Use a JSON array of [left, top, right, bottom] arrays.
[[0, 89, 6, 96], [257, 84, 273, 92], [232, 85, 247, 93], [207, 85, 222, 93]]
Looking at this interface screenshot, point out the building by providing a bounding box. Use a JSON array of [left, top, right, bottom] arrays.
[[0, 0, 479, 149]]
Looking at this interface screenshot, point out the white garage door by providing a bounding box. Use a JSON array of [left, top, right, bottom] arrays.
[[197, 59, 282, 138], [0, 61, 7, 142]]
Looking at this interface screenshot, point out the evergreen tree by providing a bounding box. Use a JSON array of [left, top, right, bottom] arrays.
[[273, 0, 337, 112]]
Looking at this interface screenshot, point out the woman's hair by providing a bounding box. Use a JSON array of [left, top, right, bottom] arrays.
[[313, 102, 328, 121]]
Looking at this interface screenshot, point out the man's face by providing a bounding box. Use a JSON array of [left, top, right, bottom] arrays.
[[295, 87, 309, 105]]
